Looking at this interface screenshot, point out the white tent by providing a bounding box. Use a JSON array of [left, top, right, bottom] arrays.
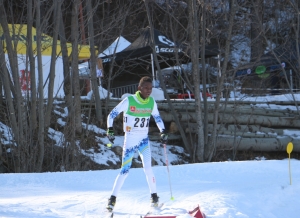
[[98, 36, 131, 57], [79, 36, 130, 76], [1, 24, 91, 98]]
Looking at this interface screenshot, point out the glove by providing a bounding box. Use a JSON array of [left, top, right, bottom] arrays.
[[160, 129, 168, 144], [106, 127, 115, 143]]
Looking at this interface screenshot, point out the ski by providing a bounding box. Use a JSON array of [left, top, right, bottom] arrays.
[[105, 210, 113, 218], [105, 206, 114, 218], [143, 203, 164, 217]]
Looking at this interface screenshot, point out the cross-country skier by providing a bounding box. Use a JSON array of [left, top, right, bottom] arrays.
[[106, 76, 168, 212]]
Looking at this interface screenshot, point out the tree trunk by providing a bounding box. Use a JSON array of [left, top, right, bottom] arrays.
[[67, 0, 82, 170], [0, 1, 25, 172], [59, 8, 73, 123], [71, 0, 82, 135], [188, 0, 205, 162], [27, 0, 37, 132], [215, 136, 300, 152], [200, 2, 208, 147], [207, 0, 236, 162], [44, 0, 60, 128], [104, 4, 129, 120], [86, 0, 103, 125], [0, 33, 20, 171], [57, 2, 74, 171], [250, 0, 264, 61], [35, 0, 45, 172], [187, 123, 284, 136], [25, 0, 38, 171]]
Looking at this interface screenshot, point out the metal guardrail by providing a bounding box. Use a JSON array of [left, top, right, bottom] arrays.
[[110, 83, 138, 98]]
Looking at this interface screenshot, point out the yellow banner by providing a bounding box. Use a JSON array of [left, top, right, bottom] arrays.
[[0, 24, 91, 60]]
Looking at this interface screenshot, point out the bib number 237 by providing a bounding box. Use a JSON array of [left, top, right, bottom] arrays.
[[134, 117, 150, 128]]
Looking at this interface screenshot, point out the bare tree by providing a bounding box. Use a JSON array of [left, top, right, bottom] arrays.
[[187, 0, 205, 162], [86, 0, 103, 125], [35, 0, 45, 172], [206, 0, 236, 161], [27, 0, 37, 132], [0, 35, 19, 170], [71, 0, 82, 135], [250, 0, 264, 61], [144, 0, 192, 158], [3, 0, 300, 173], [99, 1, 140, 117], [0, 0, 26, 172], [44, 0, 60, 128], [59, 3, 73, 122]]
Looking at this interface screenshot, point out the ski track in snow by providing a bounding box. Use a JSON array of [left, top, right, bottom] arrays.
[[0, 159, 299, 217]]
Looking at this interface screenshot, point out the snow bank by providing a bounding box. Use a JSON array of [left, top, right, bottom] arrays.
[[85, 86, 113, 99], [151, 88, 165, 100]]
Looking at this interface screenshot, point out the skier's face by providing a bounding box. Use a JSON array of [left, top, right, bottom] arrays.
[[139, 82, 152, 99]]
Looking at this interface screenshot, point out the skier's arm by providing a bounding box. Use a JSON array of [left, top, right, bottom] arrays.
[[151, 100, 165, 132], [107, 98, 129, 128]]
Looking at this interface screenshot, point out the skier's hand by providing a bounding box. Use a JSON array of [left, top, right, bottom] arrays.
[[160, 129, 168, 144], [106, 127, 115, 144]]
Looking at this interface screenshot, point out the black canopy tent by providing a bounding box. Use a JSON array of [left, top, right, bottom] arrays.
[[100, 27, 219, 90]]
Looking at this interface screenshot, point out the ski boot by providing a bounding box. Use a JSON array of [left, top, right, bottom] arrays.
[[150, 193, 159, 207], [106, 195, 116, 212]]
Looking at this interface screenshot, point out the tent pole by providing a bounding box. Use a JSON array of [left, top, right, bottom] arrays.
[[151, 53, 155, 86]]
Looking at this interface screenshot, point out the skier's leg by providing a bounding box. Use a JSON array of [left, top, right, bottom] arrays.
[[111, 172, 129, 197], [138, 137, 157, 194], [111, 133, 136, 196]]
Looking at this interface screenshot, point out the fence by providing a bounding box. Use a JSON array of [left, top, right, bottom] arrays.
[[110, 83, 139, 98]]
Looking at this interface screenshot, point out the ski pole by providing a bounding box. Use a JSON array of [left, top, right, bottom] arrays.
[[287, 142, 293, 185], [162, 143, 174, 200]]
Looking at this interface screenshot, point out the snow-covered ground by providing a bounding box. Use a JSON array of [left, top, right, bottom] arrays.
[[0, 159, 299, 217], [1, 91, 300, 217]]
